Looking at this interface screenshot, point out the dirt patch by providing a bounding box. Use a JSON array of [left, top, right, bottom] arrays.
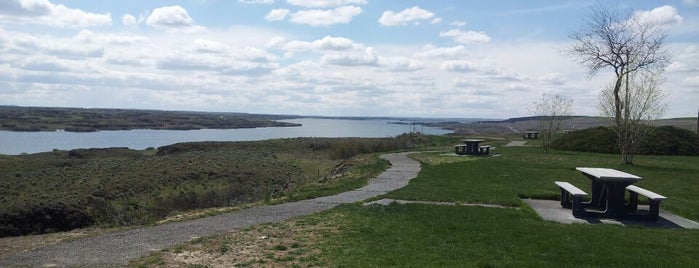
[[131, 213, 344, 268], [0, 227, 126, 259]]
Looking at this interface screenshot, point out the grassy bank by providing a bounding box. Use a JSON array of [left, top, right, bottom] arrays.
[[134, 136, 699, 267], [0, 135, 420, 237]]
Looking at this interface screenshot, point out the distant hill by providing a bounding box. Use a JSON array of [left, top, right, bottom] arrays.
[[0, 106, 300, 132], [428, 116, 698, 135]]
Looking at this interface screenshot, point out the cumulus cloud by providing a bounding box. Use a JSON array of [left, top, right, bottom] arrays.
[[289, 5, 362, 26], [378, 6, 435, 26], [415, 45, 468, 58], [146, 5, 204, 32], [281, 36, 362, 52], [192, 39, 228, 54], [380, 57, 424, 72], [440, 29, 491, 44], [441, 60, 480, 72], [265, 9, 290, 21], [322, 47, 378, 66], [0, 0, 111, 28], [287, 0, 367, 8], [0, 0, 51, 17], [631, 5, 683, 26], [122, 14, 138, 27]]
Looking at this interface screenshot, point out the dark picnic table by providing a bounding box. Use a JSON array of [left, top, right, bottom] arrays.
[[454, 139, 484, 155], [575, 167, 641, 218]]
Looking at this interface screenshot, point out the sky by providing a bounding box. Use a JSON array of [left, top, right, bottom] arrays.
[[0, 0, 697, 119]]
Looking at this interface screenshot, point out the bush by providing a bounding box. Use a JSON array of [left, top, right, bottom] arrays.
[[639, 126, 699, 155], [551, 126, 699, 156], [551, 127, 619, 154]]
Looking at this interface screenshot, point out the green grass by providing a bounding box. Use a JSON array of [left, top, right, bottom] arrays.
[[387, 146, 699, 220], [130, 136, 699, 267], [311, 145, 699, 266], [316, 203, 699, 267]]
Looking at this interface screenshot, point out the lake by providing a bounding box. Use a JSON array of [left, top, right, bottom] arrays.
[[0, 118, 450, 155]]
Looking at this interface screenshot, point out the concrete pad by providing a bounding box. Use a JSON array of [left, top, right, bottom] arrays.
[[523, 199, 699, 229], [505, 141, 528, 147]]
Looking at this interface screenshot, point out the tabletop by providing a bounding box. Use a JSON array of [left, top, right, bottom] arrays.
[[461, 139, 484, 143], [575, 167, 641, 182]]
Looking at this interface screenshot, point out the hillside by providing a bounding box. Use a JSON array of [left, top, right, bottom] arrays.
[[0, 106, 300, 132], [429, 116, 698, 135]]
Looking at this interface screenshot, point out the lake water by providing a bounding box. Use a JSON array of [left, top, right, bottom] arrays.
[[0, 118, 450, 155]]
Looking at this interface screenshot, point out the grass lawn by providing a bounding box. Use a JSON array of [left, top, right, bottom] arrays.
[[312, 145, 699, 267], [131, 138, 699, 267]]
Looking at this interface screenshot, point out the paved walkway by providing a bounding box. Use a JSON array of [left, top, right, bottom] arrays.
[[0, 152, 421, 268]]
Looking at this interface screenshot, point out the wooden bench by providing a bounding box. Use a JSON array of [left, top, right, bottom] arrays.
[[554, 181, 588, 217], [478, 145, 491, 155], [626, 185, 666, 220]]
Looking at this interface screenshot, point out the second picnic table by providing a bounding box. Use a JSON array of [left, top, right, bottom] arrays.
[[454, 139, 484, 156]]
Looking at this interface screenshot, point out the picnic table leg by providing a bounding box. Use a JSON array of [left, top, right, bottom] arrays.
[[559, 188, 572, 208], [605, 183, 629, 218], [648, 200, 661, 220], [626, 190, 638, 211], [572, 195, 586, 217]]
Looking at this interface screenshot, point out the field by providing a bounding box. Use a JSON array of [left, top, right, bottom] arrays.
[[131, 136, 699, 267], [0, 135, 421, 238]]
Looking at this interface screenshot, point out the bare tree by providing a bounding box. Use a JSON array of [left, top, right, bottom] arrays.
[[566, 3, 670, 164], [529, 94, 573, 152], [598, 74, 667, 163]]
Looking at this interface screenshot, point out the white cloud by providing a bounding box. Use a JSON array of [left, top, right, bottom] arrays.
[[122, 14, 138, 27], [431, 18, 442, 24], [286, 0, 367, 8], [265, 9, 290, 21], [380, 57, 424, 72], [0, 0, 52, 17], [322, 48, 379, 66], [415, 45, 468, 58], [441, 60, 480, 72], [238, 0, 274, 4], [282, 36, 362, 52], [450, 21, 467, 27], [632, 5, 683, 27], [0, 0, 111, 28], [378, 6, 435, 26], [192, 39, 228, 54], [146, 5, 204, 32], [682, 0, 699, 6], [440, 29, 491, 44], [289, 5, 362, 27]]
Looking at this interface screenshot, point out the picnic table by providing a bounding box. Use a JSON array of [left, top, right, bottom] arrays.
[[575, 167, 641, 218], [523, 131, 539, 139], [454, 139, 484, 156]]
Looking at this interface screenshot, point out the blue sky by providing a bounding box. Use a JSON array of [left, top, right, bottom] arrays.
[[0, 0, 697, 118]]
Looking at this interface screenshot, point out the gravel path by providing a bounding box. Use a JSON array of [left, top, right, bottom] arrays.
[[0, 152, 420, 268]]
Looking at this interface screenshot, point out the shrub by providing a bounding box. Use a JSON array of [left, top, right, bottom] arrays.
[[551, 126, 699, 156]]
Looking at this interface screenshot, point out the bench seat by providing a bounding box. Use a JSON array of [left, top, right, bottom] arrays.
[[478, 145, 491, 155], [626, 185, 666, 220], [554, 181, 588, 217]]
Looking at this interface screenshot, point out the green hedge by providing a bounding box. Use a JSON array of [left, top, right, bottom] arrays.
[[551, 126, 699, 155]]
